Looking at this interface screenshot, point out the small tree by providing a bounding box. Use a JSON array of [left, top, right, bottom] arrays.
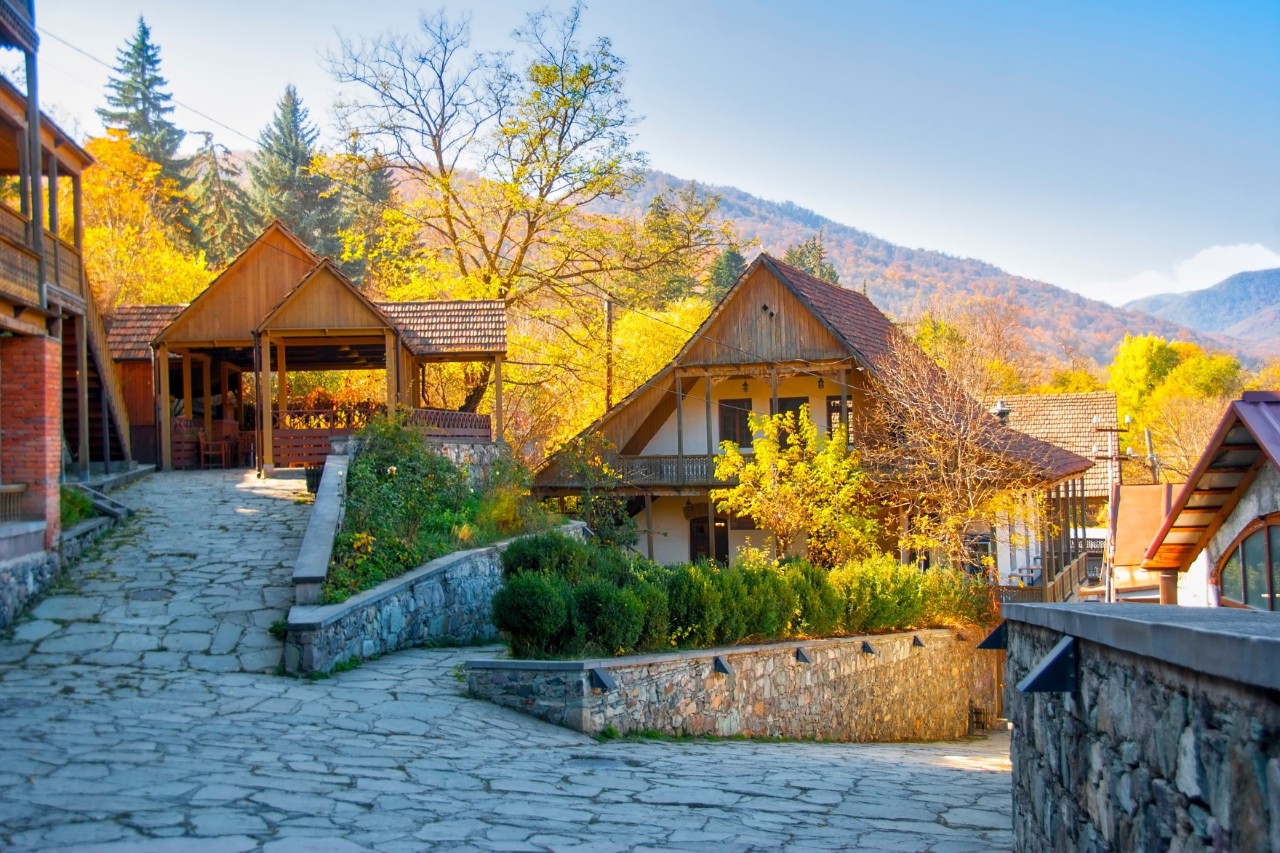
[[556, 433, 637, 548], [711, 404, 878, 564]]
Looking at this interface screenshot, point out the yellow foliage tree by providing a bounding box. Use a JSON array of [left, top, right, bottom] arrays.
[[79, 130, 208, 309]]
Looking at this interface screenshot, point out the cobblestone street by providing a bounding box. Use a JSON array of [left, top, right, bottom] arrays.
[[0, 470, 1012, 851]]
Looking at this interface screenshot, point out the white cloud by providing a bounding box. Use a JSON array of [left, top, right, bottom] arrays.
[[1085, 244, 1280, 305]]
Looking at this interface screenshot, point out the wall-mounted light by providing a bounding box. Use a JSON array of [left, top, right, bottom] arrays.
[[742, 380, 749, 393], [817, 377, 825, 389]]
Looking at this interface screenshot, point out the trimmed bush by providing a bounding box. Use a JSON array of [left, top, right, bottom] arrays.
[[575, 579, 645, 655], [491, 572, 570, 659], [666, 561, 723, 648], [630, 580, 670, 651], [500, 530, 591, 582], [921, 567, 997, 628], [784, 559, 844, 636], [830, 553, 925, 633]]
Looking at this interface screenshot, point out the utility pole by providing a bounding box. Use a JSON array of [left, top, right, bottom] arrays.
[[604, 296, 614, 413]]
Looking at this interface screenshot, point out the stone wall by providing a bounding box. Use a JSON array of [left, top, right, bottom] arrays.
[[467, 629, 997, 742], [284, 521, 586, 674], [0, 549, 58, 631], [59, 516, 117, 566], [1003, 603, 1280, 853]]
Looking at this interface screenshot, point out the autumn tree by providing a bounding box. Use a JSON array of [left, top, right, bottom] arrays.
[[79, 131, 208, 309], [97, 18, 186, 178], [249, 85, 345, 259], [712, 404, 878, 563], [1106, 334, 1182, 422], [783, 230, 839, 284], [330, 5, 727, 413], [913, 296, 1044, 397], [860, 331, 1051, 568], [188, 133, 257, 268]]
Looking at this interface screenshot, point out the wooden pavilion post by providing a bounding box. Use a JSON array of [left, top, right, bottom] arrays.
[[181, 353, 193, 420], [644, 492, 654, 560], [675, 374, 684, 487], [221, 363, 232, 421], [202, 358, 213, 439], [493, 355, 504, 443], [260, 332, 273, 472], [76, 314, 90, 478], [383, 330, 397, 410], [839, 368, 849, 444], [158, 344, 172, 470], [276, 341, 287, 419]]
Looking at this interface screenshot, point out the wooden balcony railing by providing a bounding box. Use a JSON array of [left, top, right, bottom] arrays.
[[0, 234, 39, 307], [406, 407, 491, 439], [0, 204, 85, 305]]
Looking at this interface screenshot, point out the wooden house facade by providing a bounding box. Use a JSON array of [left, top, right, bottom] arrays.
[[534, 254, 1093, 585], [111, 222, 507, 473]]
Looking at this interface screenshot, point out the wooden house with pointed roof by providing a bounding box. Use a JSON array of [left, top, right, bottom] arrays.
[[534, 254, 1091, 576], [106, 221, 507, 472]]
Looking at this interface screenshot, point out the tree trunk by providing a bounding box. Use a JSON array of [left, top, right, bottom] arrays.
[[459, 362, 493, 413]]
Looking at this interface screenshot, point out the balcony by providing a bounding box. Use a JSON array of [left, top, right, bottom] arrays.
[[0, 203, 84, 309], [540, 453, 737, 490]]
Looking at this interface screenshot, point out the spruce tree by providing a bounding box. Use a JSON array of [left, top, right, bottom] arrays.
[[707, 246, 746, 299], [189, 133, 258, 269], [97, 17, 185, 173], [783, 230, 840, 285], [248, 85, 343, 258]]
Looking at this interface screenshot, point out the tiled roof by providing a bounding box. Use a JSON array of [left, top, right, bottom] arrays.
[[761, 255, 896, 365], [377, 300, 507, 357], [982, 392, 1117, 497], [105, 304, 185, 360]]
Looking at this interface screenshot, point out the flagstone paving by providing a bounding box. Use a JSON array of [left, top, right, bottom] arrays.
[[0, 470, 1013, 851]]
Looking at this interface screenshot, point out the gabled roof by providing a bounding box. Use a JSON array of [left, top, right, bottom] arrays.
[[256, 258, 393, 333], [1144, 391, 1280, 572], [760, 256, 897, 366], [106, 304, 186, 360], [982, 392, 1117, 497], [377, 300, 507, 357]]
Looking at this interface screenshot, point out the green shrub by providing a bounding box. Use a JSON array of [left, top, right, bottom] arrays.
[[574, 578, 645, 655], [630, 580, 670, 651], [491, 572, 570, 658], [665, 561, 723, 648], [830, 553, 925, 633], [784, 559, 843, 637], [500, 530, 591, 582], [60, 487, 96, 528], [921, 567, 997, 628]]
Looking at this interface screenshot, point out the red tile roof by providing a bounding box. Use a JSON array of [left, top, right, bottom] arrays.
[[377, 300, 507, 357], [761, 255, 896, 365], [982, 392, 1117, 497], [105, 304, 186, 360]]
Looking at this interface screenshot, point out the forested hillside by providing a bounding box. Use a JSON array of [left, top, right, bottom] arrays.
[[1125, 269, 1280, 357], [596, 172, 1249, 364]]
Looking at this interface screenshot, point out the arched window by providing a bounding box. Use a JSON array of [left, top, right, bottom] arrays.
[[1215, 513, 1280, 610]]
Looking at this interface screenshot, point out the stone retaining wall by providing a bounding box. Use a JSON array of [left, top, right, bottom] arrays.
[[284, 521, 586, 674], [1003, 603, 1280, 853], [60, 516, 116, 566], [466, 629, 996, 742], [0, 548, 57, 631]]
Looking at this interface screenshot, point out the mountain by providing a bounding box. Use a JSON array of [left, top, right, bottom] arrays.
[[598, 171, 1259, 365], [1125, 269, 1280, 357]]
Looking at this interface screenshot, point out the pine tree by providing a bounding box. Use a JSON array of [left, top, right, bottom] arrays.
[[707, 246, 746, 299], [248, 85, 344, 258], [330, 142, 394, 285], [189, 133, 258, 269], [97, 17, 185, 173], [783, 230, 840, 285]]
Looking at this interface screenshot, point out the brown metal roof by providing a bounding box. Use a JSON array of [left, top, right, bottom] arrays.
[[1144, 391, 1280, 572], [105, 304, 186, 360], [376, 300, 507, 357], [982, 392, 1117, 498]]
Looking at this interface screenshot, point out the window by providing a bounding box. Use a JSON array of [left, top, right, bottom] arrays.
[[1216, 513, 1280, 610], [718, 399, 753, 448], [827, 395, 850, 443], [771, 396, 807, 419]]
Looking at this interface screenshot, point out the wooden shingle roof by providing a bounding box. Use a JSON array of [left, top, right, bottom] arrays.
[[105, 305, 186, 360], [982, 392, 1117, 498], [376, 300, 507, 357]]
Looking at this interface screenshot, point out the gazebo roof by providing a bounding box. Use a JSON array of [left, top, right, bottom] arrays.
[[106, 304, 186, 360], [377, 300, 507, 358]]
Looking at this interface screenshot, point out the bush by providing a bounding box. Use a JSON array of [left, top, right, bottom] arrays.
[[491, 572, 570, 659], [574, 578, 645, 655], [921, 567, 997, 628], [501, 530, 591, 580], [784, 559, 843, 637], [830, 553, 925, 633], [630, 580, 670, 651], [60, 487, 96, 528], [665, 562, 723, 648]]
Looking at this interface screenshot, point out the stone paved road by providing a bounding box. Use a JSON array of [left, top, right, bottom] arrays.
[[0, 470, 1013, 851]]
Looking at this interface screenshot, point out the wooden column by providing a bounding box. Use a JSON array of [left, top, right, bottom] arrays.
[[493, 355, 504, 443], [72, 174, 83, 252], [1159, 570, 1179, 605], [221, 363, 232, 421], [675, 374, 684, 486], [158, 344, 172, 470], [770, 368, 778, 415], [384, 331, 397, 409], [47, 153, 59, 287], [260, 333, 273, 471], [24, 50, 44, 305], [202, 358, 213, 438], [704, 373, 713, 482], [839, 368, 849, 444], [644, 492, 654, 560], [276, 341, 287, 418], [76, 315, 90, 478], [235, 372, 244, 426], [181, 353, 193, 420]]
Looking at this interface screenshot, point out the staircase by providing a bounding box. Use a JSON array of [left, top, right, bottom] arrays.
[[61, 281, 132, 472]]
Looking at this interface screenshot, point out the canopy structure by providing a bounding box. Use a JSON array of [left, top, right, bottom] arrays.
[[150, 222, 506, 472]]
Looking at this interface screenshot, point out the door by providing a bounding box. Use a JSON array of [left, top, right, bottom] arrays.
[[690, 516, 729, 563]]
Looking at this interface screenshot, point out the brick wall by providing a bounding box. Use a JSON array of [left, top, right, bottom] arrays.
[[1, 333, 61, 547]]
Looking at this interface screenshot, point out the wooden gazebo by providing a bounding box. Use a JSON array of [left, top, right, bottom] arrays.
[[149, 222, 506, 472]]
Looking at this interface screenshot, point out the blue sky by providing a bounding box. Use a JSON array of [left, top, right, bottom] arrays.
[[29, 0, 1280, 305]]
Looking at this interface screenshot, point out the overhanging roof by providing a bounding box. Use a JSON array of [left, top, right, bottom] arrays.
[[1143, 391, 1280, 572]]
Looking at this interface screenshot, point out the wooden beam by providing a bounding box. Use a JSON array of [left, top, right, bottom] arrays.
[[675, 375, 684, 486], [493, 355, 504, 443], [276, 341, 287, 417], [839, 368, 848, 444], [261, 332, 273, 471], [384, 330, 397, 409], [202, 358, 213, 438], [181, 353, 193, 420], [76, 314, 89, 477], [220, 362, 232, 420], [158, 343, 172, 470], [704, 373, 713, 480], [645, 492, 654, 560]]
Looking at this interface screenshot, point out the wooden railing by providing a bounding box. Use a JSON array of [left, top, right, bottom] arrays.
[[0, 204, 86, 306], [273, 407, 380, 431], [0, 234, 39, 307], [540, 453, 735, 488], [407, 407, 492, 439], [43, 229, 82, 296], [82, 269, 132, 462]]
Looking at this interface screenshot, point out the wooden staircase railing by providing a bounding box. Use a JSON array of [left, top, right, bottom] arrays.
[[80, 270, 131, 463]]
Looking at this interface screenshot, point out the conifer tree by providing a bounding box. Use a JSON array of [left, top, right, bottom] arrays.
[[707, 246, 746, 299], [97, 17, 185, 174], [784, 230, 840, 285], [189, 133, 258, 269], [248, 85, 343, 258]]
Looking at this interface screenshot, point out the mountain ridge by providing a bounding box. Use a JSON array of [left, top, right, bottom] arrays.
[[1124, 269, 1280, 357]]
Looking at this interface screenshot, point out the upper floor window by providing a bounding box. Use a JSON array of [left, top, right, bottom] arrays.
[[718, 398, 753, 448], [1216, 513, 1280, 610]]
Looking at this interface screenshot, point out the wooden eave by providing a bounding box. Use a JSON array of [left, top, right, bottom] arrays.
[[0, 76, 93, 174], [1144, 395, 1280, 572], [255, 258, 396, 335]]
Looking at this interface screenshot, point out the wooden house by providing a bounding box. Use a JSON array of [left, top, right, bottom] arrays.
[[534, 254, 1092, 585], [110, 222, 508, 472], [1143, 390, 1280, 607]]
